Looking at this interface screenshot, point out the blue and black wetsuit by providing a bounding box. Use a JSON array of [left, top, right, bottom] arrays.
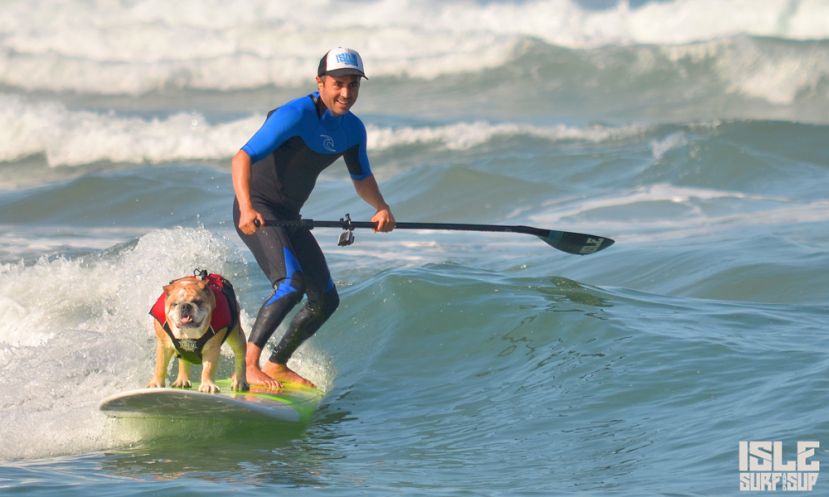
[[233, 91, 372, 364]]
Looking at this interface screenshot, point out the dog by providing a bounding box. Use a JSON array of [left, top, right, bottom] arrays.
[[146, 272, 248, 393]]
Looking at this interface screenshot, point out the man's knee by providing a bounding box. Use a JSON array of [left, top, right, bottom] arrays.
[[318, 287, 339, 318], [299, 288, 339, 326], [265, 273, 305, 307]]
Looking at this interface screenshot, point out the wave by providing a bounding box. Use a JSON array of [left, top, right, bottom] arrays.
[[0, 95, 260, 166], [1, 0, 828, 95], [0, 226, 331, 460], [3, 92, 827, 174], [367, 121, 647, 150], [532, 183, 829, 240], [0, 94, 649, 167], [654, 36, 829, 105]]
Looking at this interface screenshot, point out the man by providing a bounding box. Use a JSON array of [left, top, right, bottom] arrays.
[[231, 47, 395, 389]]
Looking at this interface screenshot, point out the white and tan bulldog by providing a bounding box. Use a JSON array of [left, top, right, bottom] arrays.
[[146, 273, 248, 393]]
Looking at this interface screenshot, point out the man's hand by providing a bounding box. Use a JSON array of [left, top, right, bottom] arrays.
[[238, 207, 265, 235], [352, 175, 394, 232], [372, 207, 396, 232], [232, 150, 264, 235]]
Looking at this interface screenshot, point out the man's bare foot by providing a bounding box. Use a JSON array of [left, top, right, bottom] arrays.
[[245, 342, 280, 389], [245, 365, 281, 390], [263, 361, 316, 388]]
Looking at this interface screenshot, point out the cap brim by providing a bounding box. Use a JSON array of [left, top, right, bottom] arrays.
[[324, 68, 368, 79]]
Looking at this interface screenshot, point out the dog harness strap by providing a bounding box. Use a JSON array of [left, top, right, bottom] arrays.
[[205, 275, 238, 348], [193, 326, 224, 360], [161, 322, 208, 365], [161, 322, 231, 365]]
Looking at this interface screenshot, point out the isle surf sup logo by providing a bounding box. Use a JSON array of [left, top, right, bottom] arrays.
[[739, 440, 820, 492]]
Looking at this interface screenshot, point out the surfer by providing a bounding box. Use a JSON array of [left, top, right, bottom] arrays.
[[231, 47, 395, 389]]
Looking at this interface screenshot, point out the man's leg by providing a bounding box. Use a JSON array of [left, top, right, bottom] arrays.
[[234, 203, 304, 387], [263, 229, 339, 387]]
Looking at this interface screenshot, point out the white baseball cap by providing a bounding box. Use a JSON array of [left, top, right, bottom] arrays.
[[317, 47, 367, 79]]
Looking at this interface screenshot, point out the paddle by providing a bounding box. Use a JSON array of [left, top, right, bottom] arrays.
[[257, 215, 614, 255]]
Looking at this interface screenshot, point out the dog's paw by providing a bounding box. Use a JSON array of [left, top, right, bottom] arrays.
[[198, 382, 221, 394], [171, 378, 192, 389], [231, 379, 249, 392], [145, 380, 164, 388]]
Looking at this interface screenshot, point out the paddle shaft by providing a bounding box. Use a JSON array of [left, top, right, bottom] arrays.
[[304, 219, 542, 234], [258, 217, 614, 255]]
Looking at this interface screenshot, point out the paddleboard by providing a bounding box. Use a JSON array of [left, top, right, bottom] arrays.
[[99, 379, 322, 425]]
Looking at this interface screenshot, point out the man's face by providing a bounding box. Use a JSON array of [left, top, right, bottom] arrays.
[[316, 74, 361, 116]]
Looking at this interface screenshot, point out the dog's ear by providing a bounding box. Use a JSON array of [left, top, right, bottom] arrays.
[[162, 283, 175, 295], [196, 279, 210, 290]]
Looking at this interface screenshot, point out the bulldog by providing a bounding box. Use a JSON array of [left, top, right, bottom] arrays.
[[146, 272, 248, 393]]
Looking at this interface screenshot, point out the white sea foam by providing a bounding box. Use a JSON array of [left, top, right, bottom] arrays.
[[0, 227, 241, 349], [0, 94, 260, 166], [656, 37, 829, 105], [367, 121, 646, 151], [0, 226, 146, 263], [0, 227, 331, 460], [0, 94, 647, 167], [0, 0, 827, 95], [0, 228, 239, 460], [650, 132, 688, 161]]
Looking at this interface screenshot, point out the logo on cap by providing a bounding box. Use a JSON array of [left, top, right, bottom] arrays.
[[335, 52, 359, 67], [319, 47, 366, 78]]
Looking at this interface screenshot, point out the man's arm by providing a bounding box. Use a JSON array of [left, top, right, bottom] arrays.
[[231, 149, 264, 235], [233, 104, 305, 235], [352, 175, 395, 232]]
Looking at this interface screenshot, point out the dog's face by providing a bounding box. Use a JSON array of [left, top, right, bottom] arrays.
[[163, 278, 216, 337]]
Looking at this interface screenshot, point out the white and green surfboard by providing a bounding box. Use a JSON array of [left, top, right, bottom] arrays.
[[99, 379, 323, 425]]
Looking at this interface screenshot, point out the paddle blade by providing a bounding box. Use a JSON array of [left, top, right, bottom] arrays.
[[540, 230, 615, 255]]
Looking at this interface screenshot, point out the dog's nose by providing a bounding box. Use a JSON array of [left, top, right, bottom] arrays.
[[180, 303, 192, 316]]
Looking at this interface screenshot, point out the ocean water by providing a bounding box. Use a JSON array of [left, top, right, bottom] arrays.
[[1, 0, 828, 495]]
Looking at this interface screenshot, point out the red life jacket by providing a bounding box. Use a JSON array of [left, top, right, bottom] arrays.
[[149, 273, 239, 364]]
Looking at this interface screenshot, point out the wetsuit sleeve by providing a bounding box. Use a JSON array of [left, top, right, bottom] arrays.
[[343, 119, 372, 180], [240, 106, 303, 163]]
